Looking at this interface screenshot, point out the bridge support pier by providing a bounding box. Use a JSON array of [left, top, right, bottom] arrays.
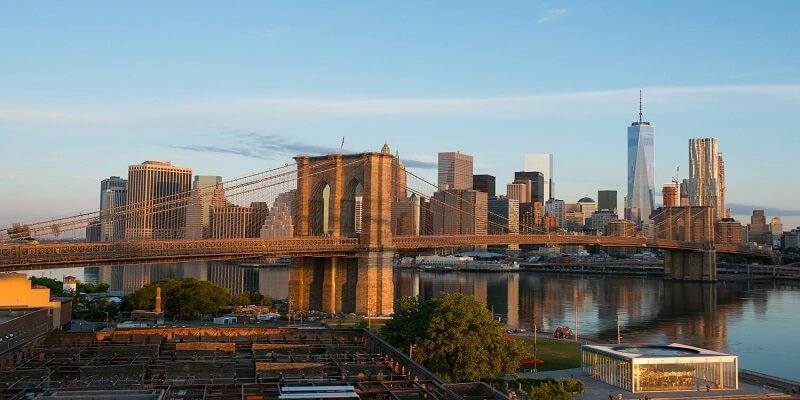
[[355, 249, 395, 316], [288, 250, 393, 316], [664, 249, 717, 282]]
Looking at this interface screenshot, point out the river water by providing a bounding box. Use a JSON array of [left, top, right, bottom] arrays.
[[20, 263, 800, 380]]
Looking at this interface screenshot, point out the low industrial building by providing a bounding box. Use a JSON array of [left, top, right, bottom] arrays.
[[0, 273, 72, 330], [0, 327, 506, 400], [581, 343, 738, 393]]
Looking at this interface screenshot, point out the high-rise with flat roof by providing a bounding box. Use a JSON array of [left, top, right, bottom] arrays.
[[597, 190, 618, 212], [438, 151, 473, 190], [99, 176, 127, 241], [125, 161, 192, 240], [506, 181, 531, 204], [523, 154, 553, 201], [488, 198, 519, 235], [626, 93, 655, 225], [514, 171, 545, 204], [472, 174, 496, 198], [185, 175, 224, 240]]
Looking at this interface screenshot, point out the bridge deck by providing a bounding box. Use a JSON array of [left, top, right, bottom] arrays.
[[0, 235, 763, 271]]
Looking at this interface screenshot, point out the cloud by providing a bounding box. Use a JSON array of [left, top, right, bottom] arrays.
[[170, 131, 343, 160], [3, 84, 800, 128], [536, 8, 568, 24], [401, 158, 437, 169], [171, 132, 440, 169]]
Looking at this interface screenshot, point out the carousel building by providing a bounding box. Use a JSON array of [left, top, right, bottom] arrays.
[[581, 343, 738, 393]]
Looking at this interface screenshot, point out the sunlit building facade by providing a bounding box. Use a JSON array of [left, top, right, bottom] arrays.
[[125, 161, 192, 240]]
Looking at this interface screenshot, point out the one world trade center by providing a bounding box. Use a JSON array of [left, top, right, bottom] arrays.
[[626, 91, 655, 226]]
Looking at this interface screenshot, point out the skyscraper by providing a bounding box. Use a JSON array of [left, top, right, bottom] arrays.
[[626, 92, 655, 225], [506, 181, 531, 204], [523, 154, 553, 201], [99, 176, 127, 241], [682, 138, 726, 219], [125, 161, 192, 240], [597, 190, 618, 212], [514, 171, 545, 203], [488, 198, 519, 235], [438, 151, 473, 190], [185, 175, 224, 240], [472, 174, 496, 198]]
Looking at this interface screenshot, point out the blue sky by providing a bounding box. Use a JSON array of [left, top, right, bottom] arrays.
[[2, 1, 799, 226]]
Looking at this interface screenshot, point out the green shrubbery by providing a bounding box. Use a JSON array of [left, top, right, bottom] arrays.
[[484, 377, 584, 400]]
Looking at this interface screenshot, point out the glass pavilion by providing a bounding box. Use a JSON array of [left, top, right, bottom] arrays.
[[581, 343, 738, 393]]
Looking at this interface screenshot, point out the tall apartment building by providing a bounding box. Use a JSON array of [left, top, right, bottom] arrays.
[[99, 176, 127, 241], [185, 175, 224, 240], [626, 94, 655, 225], [472, 174, 496, 198], [488, 197, 519, 235], [210, 201, 270, 239], [545, 199, 565, 228], [125, 161, 192, 240], [514, 171, 545, 204], [681, 138, 726, 220], [391, 195, 422, 236], [523, 154, 553, 201], [506, 181, 531, 204], [438, 151, 474, 190], [431, 189, 487, 235]]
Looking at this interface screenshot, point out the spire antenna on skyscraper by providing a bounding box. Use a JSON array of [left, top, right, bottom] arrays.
[[639, 89, 643, 124]]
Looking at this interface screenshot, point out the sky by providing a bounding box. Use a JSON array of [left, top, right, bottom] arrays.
[[2, 1, 800, 227]]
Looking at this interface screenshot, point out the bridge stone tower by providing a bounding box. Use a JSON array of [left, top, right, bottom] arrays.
[[289, 147, 397, 316], [652, 206, 717, 281]]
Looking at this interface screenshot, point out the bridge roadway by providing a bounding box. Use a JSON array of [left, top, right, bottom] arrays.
[[0, 235, 757, 272]]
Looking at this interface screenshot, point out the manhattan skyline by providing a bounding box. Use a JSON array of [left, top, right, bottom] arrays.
[[2, 1, 800, 226]]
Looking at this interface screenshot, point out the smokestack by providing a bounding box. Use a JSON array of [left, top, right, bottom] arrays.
[[155, 286, 162, 313]]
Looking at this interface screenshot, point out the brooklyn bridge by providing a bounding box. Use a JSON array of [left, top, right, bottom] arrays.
[[0, 146, 769, 316]]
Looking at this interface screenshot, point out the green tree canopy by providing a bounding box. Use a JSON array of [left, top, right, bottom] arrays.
[[382, 292, 529, 383], [29, 276, 66, 296], [232, 292, 252, 307], [123, 278, 230, 320], [77, 282, 109, 294]]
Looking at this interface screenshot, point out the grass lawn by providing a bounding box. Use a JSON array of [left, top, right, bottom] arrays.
[[518, 336, 581, 372]]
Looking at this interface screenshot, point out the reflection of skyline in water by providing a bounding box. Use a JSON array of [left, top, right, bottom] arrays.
[[394, 270, 800, 380], [21, 264, 800, 380]]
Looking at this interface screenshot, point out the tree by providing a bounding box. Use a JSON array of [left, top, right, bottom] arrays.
[[77, 282, 109, 294], [29, 276, 66, 296], [232, 292, 252, 307], [382, 293, 530, 383], [123, 278, 230, 320]]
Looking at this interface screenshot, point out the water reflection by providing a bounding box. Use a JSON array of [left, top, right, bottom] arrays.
[[395, 270, 800, 380]]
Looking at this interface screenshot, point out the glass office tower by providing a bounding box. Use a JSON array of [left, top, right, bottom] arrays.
[[626, 103, 655, 225]]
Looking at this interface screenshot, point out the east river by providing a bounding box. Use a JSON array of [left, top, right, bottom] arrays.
[[21, 262, 800, 381]]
